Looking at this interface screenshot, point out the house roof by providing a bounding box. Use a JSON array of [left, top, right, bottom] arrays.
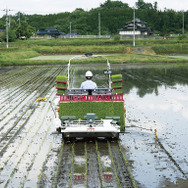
[[118, 18, 153, 35], [126, 18, 147, 25], [37, 28, 64, 36]]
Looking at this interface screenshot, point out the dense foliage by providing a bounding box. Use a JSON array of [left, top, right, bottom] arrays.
[[0, 0, 187, 39]]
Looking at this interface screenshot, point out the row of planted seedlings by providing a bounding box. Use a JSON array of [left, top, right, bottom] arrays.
[[0, 66, 65, 155], [0, 66, 61, 130], [68, 141, 103, 187], [2, 91, 56, 187], [0, 66, 33, 88], [0, 66, 55, 113], [108, 141, 138, 188], [51, 141, 132, 187], [20, 70, 69, 187], [0, 67, 67, 188], [39, 66, 76, 187], [0, 66, 44, 99], [0, 67, 52, 106]]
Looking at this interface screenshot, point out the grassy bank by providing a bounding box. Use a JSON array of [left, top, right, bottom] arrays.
[[7, 37, 188, 47], [152, 44, 188, 54], [0, 38, 188, 66]]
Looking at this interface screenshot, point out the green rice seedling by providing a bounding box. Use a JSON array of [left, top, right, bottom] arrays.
[[57, 89, 66, 95], [111, 74, 123, 94], [56, 82, 67, 89], [107, 141, 121, 187], [56, 75, 68, 82], [56, 75, 67, 95], [113, 89, 123, 94], [111, 82, 122, 88], [96, 141, 104, 187], [111, 74, 122, 82], [84, 142, 87, 188]]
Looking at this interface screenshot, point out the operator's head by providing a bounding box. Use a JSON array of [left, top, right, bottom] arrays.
[[85, 71, 93, 80]]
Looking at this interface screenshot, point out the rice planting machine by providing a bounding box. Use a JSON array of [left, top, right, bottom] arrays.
[[53, 53, 125, 141]]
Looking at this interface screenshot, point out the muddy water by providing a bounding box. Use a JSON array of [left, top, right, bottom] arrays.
[[74, 63, 188, 187], [0, 63, 188, 188]]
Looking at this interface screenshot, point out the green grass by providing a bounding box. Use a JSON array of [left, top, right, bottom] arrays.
[[6, 37, 188, 47], [33, 45, 125, 54], [152, 43, 188, 54], [1, 38, 188, 66], [59, 101, 125, 131]]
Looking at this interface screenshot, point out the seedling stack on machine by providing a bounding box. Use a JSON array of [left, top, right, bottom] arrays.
[[54, 53, 125, 141]]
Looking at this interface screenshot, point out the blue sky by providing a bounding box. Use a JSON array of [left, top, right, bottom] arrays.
[[0, 0, 187, 18]]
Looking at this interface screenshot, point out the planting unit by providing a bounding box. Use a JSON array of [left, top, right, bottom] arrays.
[[54, 54, 125, 141]]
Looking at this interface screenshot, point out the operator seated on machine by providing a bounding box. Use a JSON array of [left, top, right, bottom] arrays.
[[80, 71, 97, 94]]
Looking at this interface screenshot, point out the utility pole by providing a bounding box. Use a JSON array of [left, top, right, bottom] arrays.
[[133, 7, 136, 47], [18, 12, 21, 26], [70, 22, 71, 38], [182, 10, 184, 34], [3, 8, 12, 48], [9, 15, 11, 27], [98, 12, 101, 37]]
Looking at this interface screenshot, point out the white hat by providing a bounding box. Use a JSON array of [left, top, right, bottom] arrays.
[[85, 71, 93, 78]]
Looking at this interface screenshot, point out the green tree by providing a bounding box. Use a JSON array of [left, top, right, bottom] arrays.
[[15, 21, 35, 39], [100, 0, 129, 8], [136, 0, 153, 10], [153, 2, 158, 11], [1, 29, 17, 42]]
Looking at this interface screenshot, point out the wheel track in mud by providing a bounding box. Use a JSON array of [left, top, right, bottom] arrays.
[[0, 66, 66, 155], [108, 141, 136, 188], [43, 140, 137, 188]]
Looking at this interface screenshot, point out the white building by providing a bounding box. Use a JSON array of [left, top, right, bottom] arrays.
[[118, 18, 153, 36]]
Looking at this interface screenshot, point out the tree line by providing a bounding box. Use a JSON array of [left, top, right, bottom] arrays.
[[0, 0, 187, 41]]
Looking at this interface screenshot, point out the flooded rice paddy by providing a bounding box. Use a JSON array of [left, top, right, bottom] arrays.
[[0, 63, 188, 188]]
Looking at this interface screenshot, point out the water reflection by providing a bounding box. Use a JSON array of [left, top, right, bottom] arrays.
[[118, 64, 188, 97]]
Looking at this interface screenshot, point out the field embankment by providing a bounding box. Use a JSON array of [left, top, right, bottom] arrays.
[[0, 38, 188, 66]]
